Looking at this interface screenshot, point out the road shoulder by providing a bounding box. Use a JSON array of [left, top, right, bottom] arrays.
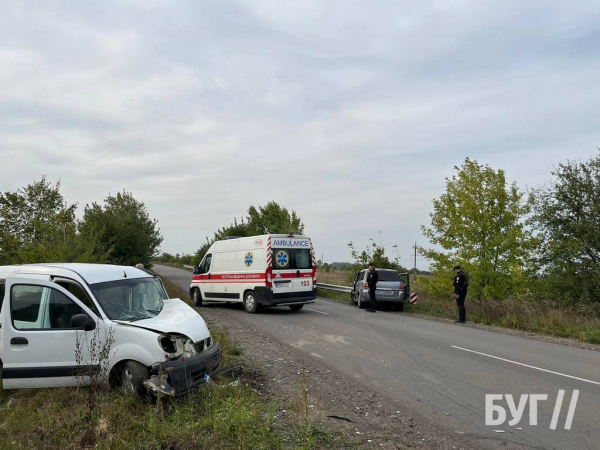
[[199, 304, 470, 450]]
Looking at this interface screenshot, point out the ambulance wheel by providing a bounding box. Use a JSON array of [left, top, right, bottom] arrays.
[[243, 291, 259, 314], [289, 304, 304, 311], [192, 288, 202, 307]]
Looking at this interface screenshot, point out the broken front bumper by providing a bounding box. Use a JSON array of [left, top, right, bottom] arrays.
[[146, 342, 222, 397]]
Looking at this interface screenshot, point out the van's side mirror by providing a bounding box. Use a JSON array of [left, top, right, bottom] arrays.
[[193, 265, 199, 275], [71, 313, 96, 331]]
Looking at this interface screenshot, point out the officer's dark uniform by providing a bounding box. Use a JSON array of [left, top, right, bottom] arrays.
[[453, 269, 468, 323], [367, 267, 379, 312]]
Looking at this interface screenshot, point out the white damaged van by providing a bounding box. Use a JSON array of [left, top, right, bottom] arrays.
[[0, 263, 221, 397], [191, 234, 317, 313]]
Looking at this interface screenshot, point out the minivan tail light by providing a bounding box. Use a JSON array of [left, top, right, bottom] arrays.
[[362, 281, 368, 289]]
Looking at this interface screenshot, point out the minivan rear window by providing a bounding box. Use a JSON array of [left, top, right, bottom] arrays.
[[377, 270, 401, 282], [272, 249, 313, 270]]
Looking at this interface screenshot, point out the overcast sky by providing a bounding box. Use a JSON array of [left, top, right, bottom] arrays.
[[1, 1, 599, 267]]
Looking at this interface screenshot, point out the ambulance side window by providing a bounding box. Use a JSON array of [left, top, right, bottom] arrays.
[[202, 254, 212, 274]]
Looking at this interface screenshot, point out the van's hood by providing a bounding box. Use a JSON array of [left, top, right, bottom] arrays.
[[114, 299, 210, 342]]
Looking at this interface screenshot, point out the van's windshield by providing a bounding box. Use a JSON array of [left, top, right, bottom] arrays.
[[90, 277, 168, 321]]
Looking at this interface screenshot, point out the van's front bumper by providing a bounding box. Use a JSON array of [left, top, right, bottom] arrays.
[[254, 287, 317, 306], [146, 342, 222, 396]]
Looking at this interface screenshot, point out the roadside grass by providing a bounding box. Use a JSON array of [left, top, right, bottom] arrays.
[[409, 288, 600, 345], [317, 288, 352, 305], [0, 276, 345, 449], [317, 270, 600, 345], [316, 271, 354, 305], [317, 271, 352, 286]]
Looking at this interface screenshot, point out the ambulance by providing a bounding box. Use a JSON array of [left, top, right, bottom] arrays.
[[190, 234, 317, 313]]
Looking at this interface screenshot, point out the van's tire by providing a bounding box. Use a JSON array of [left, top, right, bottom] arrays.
[[119, 361, 149, 398], [289, 304, 304, 311], [192, 288, 202, 307], [243, 290, 259, 314]]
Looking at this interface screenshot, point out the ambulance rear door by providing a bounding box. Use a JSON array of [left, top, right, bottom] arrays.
[[271, 238, 313, 296]]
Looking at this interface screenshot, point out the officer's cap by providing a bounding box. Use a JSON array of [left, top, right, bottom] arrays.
[[453, 265, 461, 270]]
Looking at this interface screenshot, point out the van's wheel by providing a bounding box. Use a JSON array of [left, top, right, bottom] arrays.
[[357, 293, 365, 309], [120, 361, 149, 398], [243, 290, 259, 314], [192, 288, 202, 307], [289, 304, 304, 311]]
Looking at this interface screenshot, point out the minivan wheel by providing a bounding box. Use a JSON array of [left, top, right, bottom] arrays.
[[192, 288, 202, 307], [289, 304, 304, 311], [120, 361, 149, 398], [243, 291, 259, 314]]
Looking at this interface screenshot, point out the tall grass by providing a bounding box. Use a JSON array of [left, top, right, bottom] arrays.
[[410, 288, 600, 344]]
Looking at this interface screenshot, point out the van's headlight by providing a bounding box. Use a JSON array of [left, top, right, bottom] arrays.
[[158, 334, 197, 359], [158, 335, 178, 354]]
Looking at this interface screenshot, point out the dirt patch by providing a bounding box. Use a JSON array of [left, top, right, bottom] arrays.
[[201, 306, 469, 450]]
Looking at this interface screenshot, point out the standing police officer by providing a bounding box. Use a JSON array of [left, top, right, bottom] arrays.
[[453, 265, 468, 323], [367, 263, 379, 313]]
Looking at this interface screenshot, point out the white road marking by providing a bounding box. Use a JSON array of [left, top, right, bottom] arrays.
[[452, 345, 600, 386], [305, 307, 329, 315]]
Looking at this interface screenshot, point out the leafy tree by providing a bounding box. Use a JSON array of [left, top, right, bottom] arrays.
[[79, 191, 162, 268], [534, 152, 600, 303], [348, 240, 406, 271], [246, 201, 304, 235], [194, 201, 304, 262], [420, 158, 535, 301], [194, 217, 251, 262], [0, 177, 104, 264]]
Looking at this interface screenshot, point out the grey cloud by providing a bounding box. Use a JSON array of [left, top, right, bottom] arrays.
[[1, 0, 599, 266]]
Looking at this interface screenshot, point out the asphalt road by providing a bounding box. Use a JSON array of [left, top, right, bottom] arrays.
[[155, 265, 600, 450]]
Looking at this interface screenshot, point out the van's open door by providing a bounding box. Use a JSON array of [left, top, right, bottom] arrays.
[[1, 278, 100, 390], [400, 273, 411, 303]]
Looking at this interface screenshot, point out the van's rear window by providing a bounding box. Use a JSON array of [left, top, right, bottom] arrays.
[[377, 271, 401, 282], [272, 249, 313, 270]]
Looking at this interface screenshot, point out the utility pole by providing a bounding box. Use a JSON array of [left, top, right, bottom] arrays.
[[414, 242, 417, 273], [378, 231, 383, 247]]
